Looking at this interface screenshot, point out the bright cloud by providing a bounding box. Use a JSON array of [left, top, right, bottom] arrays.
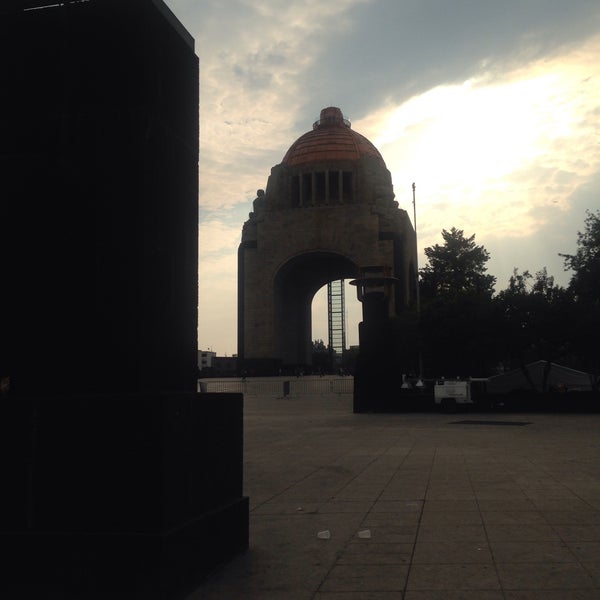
[[356, 35, 600, 252]]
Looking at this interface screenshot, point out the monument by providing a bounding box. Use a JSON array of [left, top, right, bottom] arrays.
[[238, 107, 418, 390], [1, 1, 247, 597]]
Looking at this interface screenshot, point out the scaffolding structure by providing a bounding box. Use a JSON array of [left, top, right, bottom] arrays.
[[327, 279, 346, 364]]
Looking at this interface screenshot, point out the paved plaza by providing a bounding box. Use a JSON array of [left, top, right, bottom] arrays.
[[188, 393, 600, 599]]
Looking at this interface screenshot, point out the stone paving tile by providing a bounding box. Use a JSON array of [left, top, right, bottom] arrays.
[[319, 564, 409, 592], [361, 512, 421, 527], [406, 563, 501, 590], [423, 499, 479, 511], [490, 541, 577, 562], [496, 561, 596, 590], [554, 525, 600, 541], [504, 592, 600, 600], [425, 490, 477, 500], [416, 524, 488, 542], [412, 541, 493, 563], [193, 588, 313, 600], [364, 526, 418, 544], [252, 502, 321, 515], [477, 499, 538, 511], [419, 510, 483, 526], [484, 523, 562, 541], [567, 542, 600, 561], [371, 500, 423, 512], [584, 499, 600, 511], [405, 592, 504, 600], [319, 500, 373, 514], [377, 491, 426, 502], [314, 593, 401, 599], [514, 477, 562, 487], [335, 486, 387, 500], [543, 511, 600, 525], [480, 510, 547, 525], [337, 541, 413, 565], [382, 488, 428, 499], [582, 561, 600, 586], [475, 489, 530, 500], [529, 497, 596, 511]]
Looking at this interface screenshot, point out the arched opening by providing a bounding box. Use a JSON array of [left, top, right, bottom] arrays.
[[311, 279, 362, 373], [274, 252, 357, 368], [311, 281, 361, 355]]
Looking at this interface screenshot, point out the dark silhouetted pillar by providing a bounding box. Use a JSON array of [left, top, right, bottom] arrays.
[[351, 267, 398, 413], [0, 1, 248, 598]]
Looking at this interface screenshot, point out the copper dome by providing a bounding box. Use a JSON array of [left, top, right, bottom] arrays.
[[281, 107, 386, 168]]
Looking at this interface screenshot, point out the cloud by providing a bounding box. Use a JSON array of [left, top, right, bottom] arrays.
[[299, 0, 600, 119], [199, 219, 241, 255], [349, 34, 600, 285]]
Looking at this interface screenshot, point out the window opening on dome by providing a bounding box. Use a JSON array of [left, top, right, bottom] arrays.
[[291, 175, 300, 207], [315, 172, 326, 205], [302, 173, 312, 205], [329, 171, 340, 204], [343, 171, 353, 203]]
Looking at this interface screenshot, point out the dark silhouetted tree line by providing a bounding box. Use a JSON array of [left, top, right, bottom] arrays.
[[416, 211, 599, 390]]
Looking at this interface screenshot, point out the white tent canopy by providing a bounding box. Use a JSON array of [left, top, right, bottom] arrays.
[[487, 361, 593, 394]]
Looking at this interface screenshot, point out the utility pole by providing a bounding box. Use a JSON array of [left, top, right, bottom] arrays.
[[412, 183, 423, 386]]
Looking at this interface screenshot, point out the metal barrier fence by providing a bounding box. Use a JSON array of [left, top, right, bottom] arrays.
[[198, 376, 354, 396]]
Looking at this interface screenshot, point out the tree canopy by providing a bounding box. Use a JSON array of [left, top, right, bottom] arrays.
[[494, 268, 573, 383], [355, 215, 597, 386], [419, 227, 496, 299], [560, 209, 600, 303], [417, 228, 497, 377]]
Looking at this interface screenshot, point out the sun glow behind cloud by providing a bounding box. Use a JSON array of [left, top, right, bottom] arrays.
[[357, 36, 600, 252]]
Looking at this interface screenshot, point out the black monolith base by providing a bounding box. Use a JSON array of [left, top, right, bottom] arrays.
[[2, 392, 248, 599]]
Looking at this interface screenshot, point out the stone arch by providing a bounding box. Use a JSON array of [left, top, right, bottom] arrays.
[[274, 251, 357, 367]]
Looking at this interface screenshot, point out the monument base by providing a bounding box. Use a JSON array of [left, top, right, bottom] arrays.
[[5, 497, 249, 599], [1, 392, 248, 599]]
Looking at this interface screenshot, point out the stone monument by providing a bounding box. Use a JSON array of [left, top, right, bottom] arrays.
[[238, 107, 418, 383]]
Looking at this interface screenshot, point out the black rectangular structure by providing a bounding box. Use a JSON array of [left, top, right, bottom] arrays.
[[2, 393, 248, 598], [1, 0, 199, 394], [0, 1, 248, 597]]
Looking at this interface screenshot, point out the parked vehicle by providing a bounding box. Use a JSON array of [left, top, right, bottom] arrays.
[[434, 379, 472, 411]]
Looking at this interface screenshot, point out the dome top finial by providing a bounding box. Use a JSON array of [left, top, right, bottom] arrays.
[[313, 106, 351, 130]]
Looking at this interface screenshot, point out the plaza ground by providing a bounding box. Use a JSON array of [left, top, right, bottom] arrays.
[[188, 393, 600, 599]]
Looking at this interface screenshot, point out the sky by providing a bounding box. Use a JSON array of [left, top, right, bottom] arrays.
[[163, 0, 600, 356]]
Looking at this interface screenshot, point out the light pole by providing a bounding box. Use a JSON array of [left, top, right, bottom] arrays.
[[412, 183, 424, 387], [350, 266, 398, 413]]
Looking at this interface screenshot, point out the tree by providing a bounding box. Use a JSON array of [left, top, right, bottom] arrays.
[[559, 210, 600, 389], [495, 268, 573, 391], [311, 339, 330, 372], [560, 209, 600, 302], [418, 228, 498, 377], [312, 339, 327, 353], [420, 227, 496, 299]]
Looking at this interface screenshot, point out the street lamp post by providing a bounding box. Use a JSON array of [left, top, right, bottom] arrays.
[[350, 266, 398, 413], [413, 183, 424, 388]]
